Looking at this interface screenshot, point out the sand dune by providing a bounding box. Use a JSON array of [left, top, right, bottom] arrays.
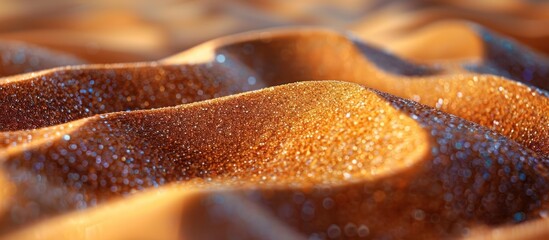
[[0, 1, 548, 240], [2, 28, 546, 155], [1, 81, 547, 239]]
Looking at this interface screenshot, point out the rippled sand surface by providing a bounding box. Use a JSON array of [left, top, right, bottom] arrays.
[[0, 1, 548, 239]]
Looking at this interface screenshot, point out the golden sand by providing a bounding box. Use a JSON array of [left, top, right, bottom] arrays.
[[0, 1, 548, 240]]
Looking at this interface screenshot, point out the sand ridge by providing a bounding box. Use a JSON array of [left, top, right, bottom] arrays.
[[0, 1, 548, 239], [0, 81, 547, 239]]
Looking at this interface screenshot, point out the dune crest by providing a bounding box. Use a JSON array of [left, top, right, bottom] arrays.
[[2, 28, 547, 156], [0, 1, 548, 238], [0, 81, 547, 240]]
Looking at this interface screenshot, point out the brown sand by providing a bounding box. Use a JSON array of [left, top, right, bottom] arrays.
[[0, 1, 548, 240]]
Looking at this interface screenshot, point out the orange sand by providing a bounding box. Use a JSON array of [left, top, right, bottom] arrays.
[[0, 1, 548, 240]]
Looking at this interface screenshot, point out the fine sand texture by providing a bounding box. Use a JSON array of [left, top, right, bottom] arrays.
[[0, 1, 548, 240]]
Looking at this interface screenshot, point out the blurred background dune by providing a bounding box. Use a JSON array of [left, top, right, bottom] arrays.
[[0, 0, 547, 64]]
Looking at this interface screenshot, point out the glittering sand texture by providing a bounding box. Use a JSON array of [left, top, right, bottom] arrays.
[[2, 28, 547, 155], [1, 80, 548, 240], [0, 13, 548, 240]]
